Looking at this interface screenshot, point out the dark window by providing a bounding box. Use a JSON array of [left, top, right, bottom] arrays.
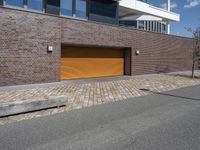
[[151, 21, 153, 31], [46, 0, 60, 15], [119, 20, 137, 27], [147, 21, 150, 31], [0, 0, 3, 5], [153, 21, 156, 32], [61, 0, 73, 16], [27, 0, 43, 11], [6, 0, 24, 7], [138, 21, 144, 29], [90, 0, 117, 18], [161, 24, 166, 33], [158, 23, 161, 33], [76, 0, 86, 18], [145, 21, 148, 31]]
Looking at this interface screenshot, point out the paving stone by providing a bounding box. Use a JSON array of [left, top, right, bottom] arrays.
[[0, 71, 200, 125]]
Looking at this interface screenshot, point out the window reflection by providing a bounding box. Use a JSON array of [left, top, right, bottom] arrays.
[[46, 0, 60, 15], [138, 21, 144, 30], [0, 0, 3, 5], [61, 0, 73, 16], [4, 0, 88, 20], [27, 0, 43, 11], [7, 0, 23, 7], [90, 0, 117, 18], [76, 0, 86, 18]]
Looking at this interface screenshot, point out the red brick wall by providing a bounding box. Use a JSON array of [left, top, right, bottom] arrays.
[[61, 18, 193, 75], [132, 30, 193, 75], [0, 7, 61, 86], [0, 7, 193, 86]]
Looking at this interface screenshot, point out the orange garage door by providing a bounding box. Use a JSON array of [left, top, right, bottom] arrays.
[[61, 46, 124, 80]]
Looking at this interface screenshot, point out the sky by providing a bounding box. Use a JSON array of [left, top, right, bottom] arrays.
[[147, 0, 200, 37]]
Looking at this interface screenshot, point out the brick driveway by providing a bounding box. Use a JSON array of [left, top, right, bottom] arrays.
[[0, 71, 200, 125]]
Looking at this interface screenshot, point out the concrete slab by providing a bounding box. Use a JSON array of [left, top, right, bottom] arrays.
[[0, 96, 68, 117]]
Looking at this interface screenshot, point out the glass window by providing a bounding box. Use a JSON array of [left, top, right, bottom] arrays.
[[0, 0, 3, 6], [46, 0, 60, 15], [138, 21, 144, 30], [158, 23, 161, 33], [145, 21, 148, 31], [147, 21, 151, 31], [61, 0, 73, 16], [161, 24, 166, 33], [76, 0, 86, 18], [156, 22, 158, 32], [119, 20, 137, 27], [6, 0, 24, 7], [150, 21, 152, 31], [153, 21, 156, 32], [90, 0, 117, 18], [27, 0, 43, 11]]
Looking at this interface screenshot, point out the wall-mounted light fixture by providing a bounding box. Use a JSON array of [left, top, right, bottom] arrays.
[[135, 50, 140, 55], [47, 46, 53, 53]]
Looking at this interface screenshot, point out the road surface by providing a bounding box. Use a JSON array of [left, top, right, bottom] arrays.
[[1, 85, 200, 150]]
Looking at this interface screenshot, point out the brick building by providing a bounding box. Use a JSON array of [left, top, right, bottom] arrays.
[[0, 0, 193, 86]]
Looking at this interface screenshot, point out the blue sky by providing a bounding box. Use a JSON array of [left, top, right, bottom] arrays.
[[147, 0, 200, 37]]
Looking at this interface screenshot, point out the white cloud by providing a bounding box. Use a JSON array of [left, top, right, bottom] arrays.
[[160, 2, 178, 10], [184, 0, 200, 8]]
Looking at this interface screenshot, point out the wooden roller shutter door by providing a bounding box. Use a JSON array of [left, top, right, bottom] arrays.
[[61, 46, 124, 80]]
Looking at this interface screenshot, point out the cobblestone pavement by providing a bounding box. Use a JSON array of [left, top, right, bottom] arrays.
[[0, 71, 200, 125]]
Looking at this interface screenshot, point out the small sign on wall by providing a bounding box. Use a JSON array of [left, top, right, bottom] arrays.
[[47, 46, 53, 53]]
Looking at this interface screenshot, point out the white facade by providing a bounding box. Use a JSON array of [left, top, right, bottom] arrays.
[[119, 0, 180, 34]]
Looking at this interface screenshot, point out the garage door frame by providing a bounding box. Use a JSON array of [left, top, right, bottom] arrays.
[[60, 45, 132, 80]]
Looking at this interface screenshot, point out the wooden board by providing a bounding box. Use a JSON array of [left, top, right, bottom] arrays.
[[61, 46, 124, 80]]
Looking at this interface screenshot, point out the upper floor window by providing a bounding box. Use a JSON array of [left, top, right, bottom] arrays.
[[61, 0, 73, 16], [3, 0, 87, 20], [147, 21, 151, 31], [76, 0, 86, 18], [161, 24, 166, 33], [27, 0, 43, 11], [6, 0, 24, 7], [153, 21, 157, 32], [138, 21, 144, 30], [119, 20, 137, 27], [90, 0, 117, 18], [0, 0, 3, 5], [158, 23, 161, 33], [46, 0, 60, 15]]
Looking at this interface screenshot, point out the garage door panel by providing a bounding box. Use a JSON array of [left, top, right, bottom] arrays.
[[61, 47, 124, 80], [61, 47, 124, 58]]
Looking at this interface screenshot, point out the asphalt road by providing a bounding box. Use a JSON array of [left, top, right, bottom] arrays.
[[1, 85, 200, 150]]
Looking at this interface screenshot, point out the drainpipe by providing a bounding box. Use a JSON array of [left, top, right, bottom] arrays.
[[167, 0, 170, 34]]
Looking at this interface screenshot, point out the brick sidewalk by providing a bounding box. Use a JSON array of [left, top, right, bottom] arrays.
[[1, 71, 200, 125]]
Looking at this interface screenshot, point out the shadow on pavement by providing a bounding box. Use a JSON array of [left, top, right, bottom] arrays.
[[166, 73, 200, 79], [140, 88, 200, 101]]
